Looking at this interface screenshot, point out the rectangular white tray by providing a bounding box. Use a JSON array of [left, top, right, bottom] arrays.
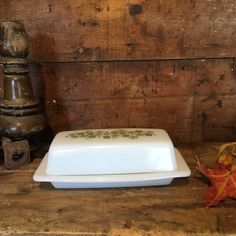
[[33, 149, 191, 189]]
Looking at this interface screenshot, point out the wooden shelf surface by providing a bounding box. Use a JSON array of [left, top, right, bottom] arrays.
[[0, 143, 235, 235]]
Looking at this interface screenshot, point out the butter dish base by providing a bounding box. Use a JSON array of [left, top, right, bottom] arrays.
[[33, 149, 191, 189]]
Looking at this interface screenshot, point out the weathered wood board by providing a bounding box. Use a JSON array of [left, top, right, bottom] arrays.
[[0, 0, 235, 62], [37, 59, 236, 101], [0, 143, 235, 235], [44, 95, 236, 143], [34, 59, 236, 142], [0, 1, 235, 143], [1, 59, 236, 143]]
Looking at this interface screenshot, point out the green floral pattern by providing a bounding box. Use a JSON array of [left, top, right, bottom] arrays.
[[66, 130, 155, 139]]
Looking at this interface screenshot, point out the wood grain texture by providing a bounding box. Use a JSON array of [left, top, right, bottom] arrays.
[[0, 0, 235, 62], [45, 97, 194, 143], [0, 1, 235, 143], [192, 95, 236, 142], [44, 95, 236, 143], [39, 59, 236, 102], [0, 143, 235, 235], [0, 59, 235, 143], [34, 59, 235, 143]]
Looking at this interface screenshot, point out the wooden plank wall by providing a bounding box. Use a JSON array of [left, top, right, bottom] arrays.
[[0, 0, 235, 143]]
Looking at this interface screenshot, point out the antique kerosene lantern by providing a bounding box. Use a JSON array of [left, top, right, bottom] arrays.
[[0, 21, 46, 168]]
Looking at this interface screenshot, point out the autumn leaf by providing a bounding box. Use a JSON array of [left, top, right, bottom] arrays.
[[218, 153, 233, 169], [218, 142, 236, 158], [197, 160, 236, 208], [218, 142, 236, 168], [196, 142, 236, 209]]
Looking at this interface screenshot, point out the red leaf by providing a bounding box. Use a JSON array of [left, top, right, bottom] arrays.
[[202, 164, 236, 208], [196, 154, 236, 209]]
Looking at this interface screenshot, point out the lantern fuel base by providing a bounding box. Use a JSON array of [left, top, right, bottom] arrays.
[[0, 21, 46, 168]]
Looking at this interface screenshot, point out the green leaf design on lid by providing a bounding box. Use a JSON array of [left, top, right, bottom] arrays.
[[66, 129, 155, 139]]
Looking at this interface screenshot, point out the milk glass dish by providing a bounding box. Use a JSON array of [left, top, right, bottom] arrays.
[[33, 129, 191, 188]]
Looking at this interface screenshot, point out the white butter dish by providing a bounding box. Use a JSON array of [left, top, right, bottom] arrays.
[[33, 128, 191, 188], [33, 149, 190, 188], [46, 129, 177, 175]]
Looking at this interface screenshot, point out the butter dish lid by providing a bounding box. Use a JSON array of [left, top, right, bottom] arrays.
[[49, 129, 174, 148], [46, 129, 177, 176]]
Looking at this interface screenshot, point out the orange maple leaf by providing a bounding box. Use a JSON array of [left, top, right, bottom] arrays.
[[197, 162, 236, 208], [196, 142, 236, 209]]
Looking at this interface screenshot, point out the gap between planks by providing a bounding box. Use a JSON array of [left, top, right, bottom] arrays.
[[28, 56, 236, 65]]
